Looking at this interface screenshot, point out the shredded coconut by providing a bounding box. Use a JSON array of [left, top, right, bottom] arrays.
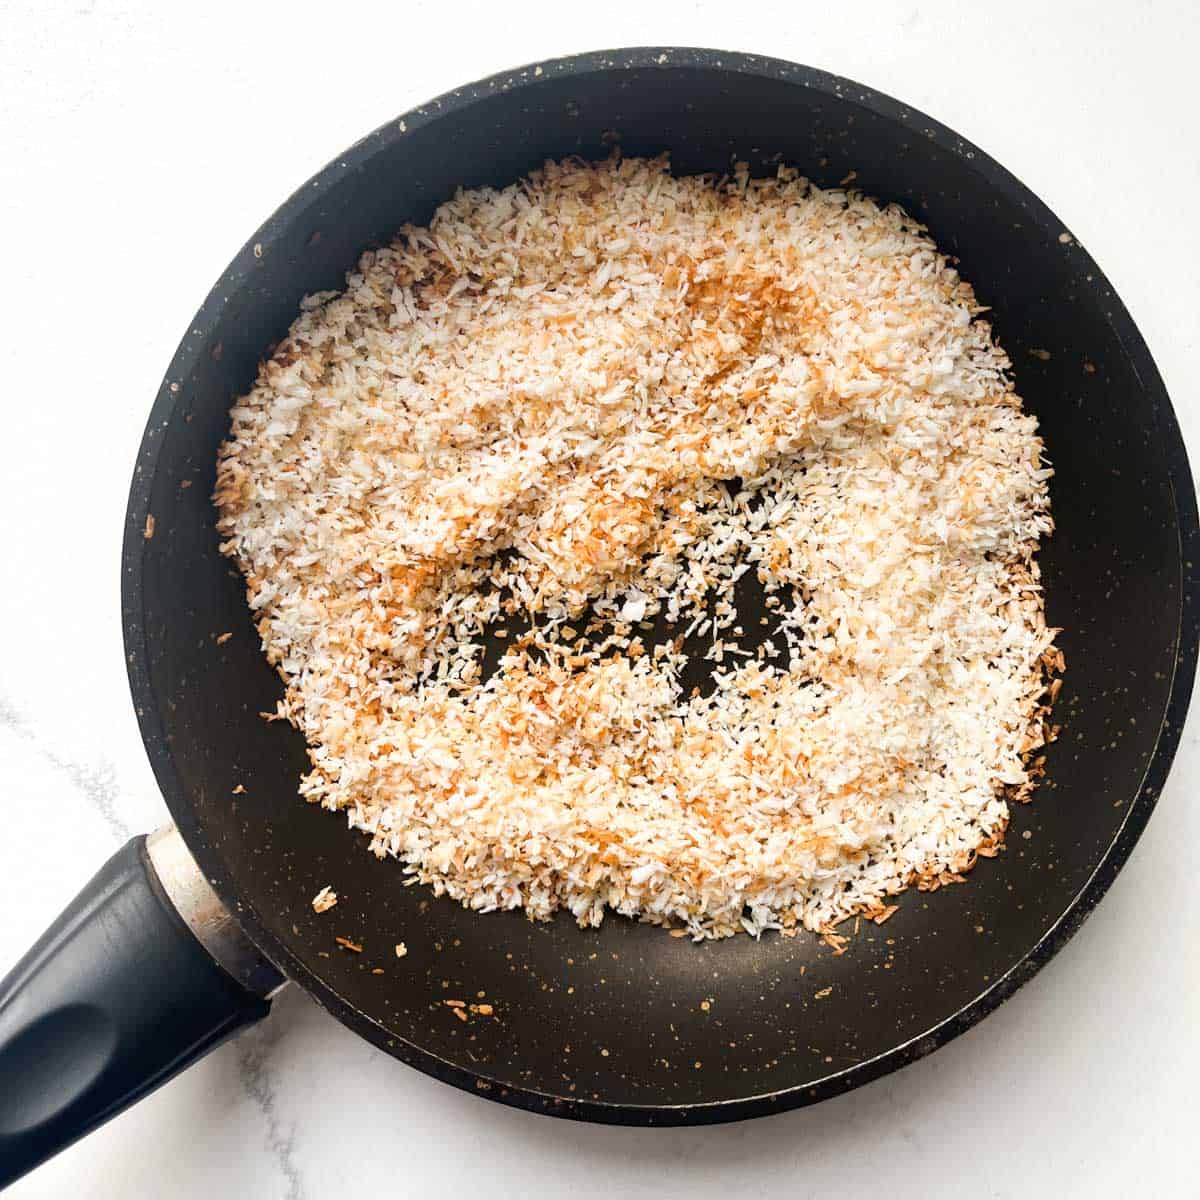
[[215, 155, 1059, 940]]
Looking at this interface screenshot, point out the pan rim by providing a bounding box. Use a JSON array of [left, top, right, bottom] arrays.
[[121, 45, 1200, 1125]]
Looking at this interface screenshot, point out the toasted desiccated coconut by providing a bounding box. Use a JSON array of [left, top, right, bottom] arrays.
[[311, 885, 338, 913], [395, 942, 408, 958], [820, 931, 849, 956], [215, 155, 1059, 942]]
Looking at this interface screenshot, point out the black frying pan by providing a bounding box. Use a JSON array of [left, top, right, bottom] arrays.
[[1, 48, 1196, 1188]]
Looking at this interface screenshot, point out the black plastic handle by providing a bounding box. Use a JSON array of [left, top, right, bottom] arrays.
[[0, 836, 271, 1189]]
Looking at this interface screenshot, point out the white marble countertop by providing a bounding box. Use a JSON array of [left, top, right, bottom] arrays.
[[2, 2, 1197, 1196]]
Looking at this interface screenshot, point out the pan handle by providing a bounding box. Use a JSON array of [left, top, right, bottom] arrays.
[[0, 829, 284, 1189]]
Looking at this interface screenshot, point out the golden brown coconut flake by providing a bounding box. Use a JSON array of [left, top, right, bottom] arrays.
[[215, 156, 1059, 941]]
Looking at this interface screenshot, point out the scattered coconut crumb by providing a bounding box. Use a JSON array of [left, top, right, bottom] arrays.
[[395, 942, 408, 958], [311, 885, 338, 913], [821, 931, 849, 956], [216, 154, 1060, 943], [216, 631, 233, 645], [231, 784, 246, 795], [143, 514, 156, 540], [335, 936, 362, 953]]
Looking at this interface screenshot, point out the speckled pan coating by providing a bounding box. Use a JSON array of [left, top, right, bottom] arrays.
[[121, 47, 1199, 1124]]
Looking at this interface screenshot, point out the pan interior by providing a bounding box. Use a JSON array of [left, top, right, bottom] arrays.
[[128, 52, 1186, 1115]]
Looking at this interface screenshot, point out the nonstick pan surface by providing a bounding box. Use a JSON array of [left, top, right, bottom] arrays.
[[121, 48, 1199, 1123]]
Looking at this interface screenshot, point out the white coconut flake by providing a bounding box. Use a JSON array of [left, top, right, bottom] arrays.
[[215, 155, 1060, 940]]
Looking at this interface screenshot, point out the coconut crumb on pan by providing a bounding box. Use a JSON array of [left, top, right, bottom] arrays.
[[216, 154, 1059, 941], [311, 885, 338, 913]]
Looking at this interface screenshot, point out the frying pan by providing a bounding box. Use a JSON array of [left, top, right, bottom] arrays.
[[1, 47, 1196, 1188]]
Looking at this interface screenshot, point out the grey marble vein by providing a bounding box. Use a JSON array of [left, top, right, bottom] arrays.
[[0, 691, 129, 842], [235, 1007, 306, 1200]]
